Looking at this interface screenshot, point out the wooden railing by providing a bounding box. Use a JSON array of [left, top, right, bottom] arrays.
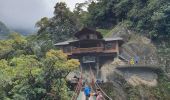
[[104, 49, 117, 53], [66, 47, 118, 54], [72, 47, 103, 54]]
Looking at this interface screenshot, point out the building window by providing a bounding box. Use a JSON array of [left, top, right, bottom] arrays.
[[105, 43, 113, 49]]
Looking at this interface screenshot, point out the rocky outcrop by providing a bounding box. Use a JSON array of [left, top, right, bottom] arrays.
[[118, 68, 158, 86], [100, 58, 159, 86]]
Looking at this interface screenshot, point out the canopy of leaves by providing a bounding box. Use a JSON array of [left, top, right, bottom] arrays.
[[0, 34, 80, 99], [36, 2, 80, 43], [81, 0, 170, 39], [0, 33, 35, 60]]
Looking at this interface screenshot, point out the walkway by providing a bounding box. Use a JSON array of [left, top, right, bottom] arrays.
[[77, 91, 96, 100]]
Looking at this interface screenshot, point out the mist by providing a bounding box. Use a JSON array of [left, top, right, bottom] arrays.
[[0, 0, 86, 34], [0, 0, 52, 33]]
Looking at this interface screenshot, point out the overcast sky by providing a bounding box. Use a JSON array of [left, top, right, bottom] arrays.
[[0, 0, 86, 33]]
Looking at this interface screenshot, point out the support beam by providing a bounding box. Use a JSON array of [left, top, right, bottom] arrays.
[[116, 40, 119, 58], [96, 56, 99, 78], [79, 57, 83, 74]]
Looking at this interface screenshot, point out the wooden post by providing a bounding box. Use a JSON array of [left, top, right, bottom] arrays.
[[116, 40, 119, 58], [79, 57, 83, 73], [80, 62, 82, 73]]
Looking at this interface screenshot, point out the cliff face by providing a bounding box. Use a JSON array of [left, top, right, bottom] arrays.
[[100, 24, 159, 83], [100, 63, 169, 100], [100, 60, 159, 86], [99, 71, 170, 100], [98, 25, 170, 99]]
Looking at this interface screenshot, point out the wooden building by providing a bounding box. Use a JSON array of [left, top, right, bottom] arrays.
[[55, 28, 124, 76]]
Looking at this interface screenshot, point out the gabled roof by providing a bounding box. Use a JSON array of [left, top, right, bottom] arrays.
[[74, 27, 103, 39], [55, 37, 124, 46]]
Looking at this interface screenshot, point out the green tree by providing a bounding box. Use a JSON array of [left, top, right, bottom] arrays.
[[0, 49, 79, 100], [0, 33, 35, 60], [36, 2, 80, 43], [82, 0, 170, 38], [36, 17, 49, 35], [86, 0, 117, 28], [43, 50, 79, 99], [0, 55, 42, 99]]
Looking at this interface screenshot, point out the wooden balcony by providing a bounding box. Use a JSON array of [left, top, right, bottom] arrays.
[[104, 49, 117, 53], [72, 47, 103, 54], [65, 47, 118, 55]]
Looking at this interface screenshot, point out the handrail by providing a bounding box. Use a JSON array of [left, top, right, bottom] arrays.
[[89, 64, 112, 100], [70, 47, 118, 54], [72, 47, 104, 53], [72, 64, 113, 100], [74, 47, 103, 51], [75, 47, 103, 50], [95, 83, 112, 100], [71, 79, 82, 100], [71, 69, 83, 100]]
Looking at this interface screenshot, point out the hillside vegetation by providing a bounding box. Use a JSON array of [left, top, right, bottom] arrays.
[[0, 33, 80, 99], [0, 0, 169, 99], [82, 0, 170, 39]]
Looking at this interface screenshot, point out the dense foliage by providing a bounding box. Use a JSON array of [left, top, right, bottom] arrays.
[[36, 3, 80, 43], [36, 1, 169, 41], [0, 33, 80, 99], [0, 1, 169, 99], [76, 0, 170, 39]]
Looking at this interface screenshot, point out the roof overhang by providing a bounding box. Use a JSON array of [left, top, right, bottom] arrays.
[[54, 37, 125, 46], [104, 37, 123, 41], [54, 40, 78, 46], [104, 37, 124, 45]]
